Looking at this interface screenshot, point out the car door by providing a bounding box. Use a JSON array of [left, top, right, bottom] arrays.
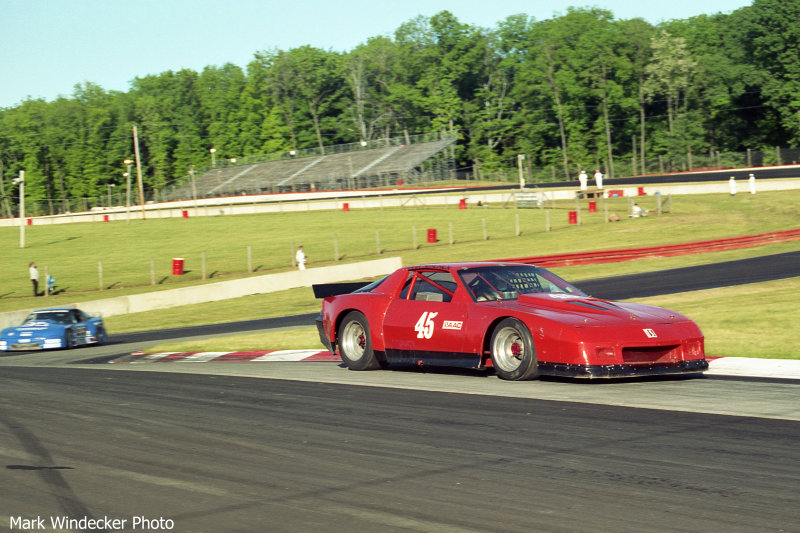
[[382, 269, 477, 367]]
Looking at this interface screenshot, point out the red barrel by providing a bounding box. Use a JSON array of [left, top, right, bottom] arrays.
[[588, 201, 597, 213], [458, 198, 467, 210], [342, 203, 349, 212], [172, 258, 184, 275], [568, 211, 578, 224], [427, 229, 437, 243], [182, 210, 189, 218], [638, 186, 646, 196], [26, 218, 32, 226], [103, 214, 109, 222]]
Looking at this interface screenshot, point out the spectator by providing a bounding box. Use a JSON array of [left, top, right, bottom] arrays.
[[578, 170, 588, 191], [749, 173, 756, 194], [29, 262, 39, 296], [630, 203, 646, 218], [295, 245, 307, 270], [594, 169, 603, 189]]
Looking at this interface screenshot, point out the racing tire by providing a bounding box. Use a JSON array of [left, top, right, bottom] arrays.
[[490, 318, 539, 381], [95, 326, 107, 344], [338, 311, 380, 371], [64, 328, 76, 349]]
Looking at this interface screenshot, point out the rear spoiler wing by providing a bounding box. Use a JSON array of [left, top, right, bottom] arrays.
[[312, 282, 372, 299]]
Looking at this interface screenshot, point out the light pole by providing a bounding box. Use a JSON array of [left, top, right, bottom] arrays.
[[210, 147, 216, 168], [124, 159, 133, 223], [13, 170, 24, 248]]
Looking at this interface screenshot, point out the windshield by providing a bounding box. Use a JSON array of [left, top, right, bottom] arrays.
[[24, 311, 73, 324], [458, 265, 587, 302]]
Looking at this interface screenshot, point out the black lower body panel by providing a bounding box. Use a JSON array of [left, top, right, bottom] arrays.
[[537, 359, 709, 379]]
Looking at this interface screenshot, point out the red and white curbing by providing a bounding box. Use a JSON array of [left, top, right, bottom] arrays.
[[118, 350, 340, 364], [116, 351, 800, 379]]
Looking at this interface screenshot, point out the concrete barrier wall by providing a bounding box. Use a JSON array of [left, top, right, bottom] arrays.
[[0, 257, 402, 330]]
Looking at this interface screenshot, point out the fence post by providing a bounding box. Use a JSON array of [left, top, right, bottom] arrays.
[[449, 222, 454, 245], [150, 258, 155, 285], [98, 261, 103, 291], [412, 226, 417, 249], [515, 213, 520, 236], [376, 230, 381, 254], [247, 246, 252, 273], [334, 235, 339, 261], [482, 218, 488, 240], [201, 251, 206, 280], [546, 210, 551, 232]]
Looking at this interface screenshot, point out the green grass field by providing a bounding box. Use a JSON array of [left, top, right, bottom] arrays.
[[2, 187, 799, 358]]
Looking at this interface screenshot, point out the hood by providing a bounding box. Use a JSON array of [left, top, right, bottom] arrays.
[[499, 293, 688, 326], [15, 320, 66, 330]]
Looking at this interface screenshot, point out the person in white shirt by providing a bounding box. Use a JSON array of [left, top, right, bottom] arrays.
[[29, 262, 39, 296], [295, 246, 307, 270], [594, 169, 603, 189], [578, 170, 588, 191]]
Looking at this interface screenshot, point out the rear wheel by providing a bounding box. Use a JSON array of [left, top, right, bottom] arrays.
[[95, 326, 107, 344], [338, 311, 379, 370], [490, 318, 539, 380]]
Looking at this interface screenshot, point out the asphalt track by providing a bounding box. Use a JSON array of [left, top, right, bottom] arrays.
[[575, 250, 800, 299]]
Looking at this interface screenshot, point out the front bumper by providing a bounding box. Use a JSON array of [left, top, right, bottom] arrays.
[[538, 359, 709, 379]]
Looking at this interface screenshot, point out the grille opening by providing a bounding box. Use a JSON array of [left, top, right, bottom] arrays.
[[622, 345, 681, 364]]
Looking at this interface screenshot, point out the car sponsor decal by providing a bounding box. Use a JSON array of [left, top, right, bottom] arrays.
[[414, 311, 438, 339], [442, 320, 463, 330], [643, 328, 658, 338]]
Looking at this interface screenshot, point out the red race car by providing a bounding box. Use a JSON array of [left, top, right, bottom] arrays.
[[314, 263, 707, 380]]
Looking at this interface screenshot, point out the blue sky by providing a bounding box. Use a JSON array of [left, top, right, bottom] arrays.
[[1, 0, 751, 109]]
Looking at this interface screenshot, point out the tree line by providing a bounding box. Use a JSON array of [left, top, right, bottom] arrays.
[[0, 0, 798, 206]]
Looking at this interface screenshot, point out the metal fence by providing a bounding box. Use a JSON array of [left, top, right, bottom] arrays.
[[2, 144, 798, 218]]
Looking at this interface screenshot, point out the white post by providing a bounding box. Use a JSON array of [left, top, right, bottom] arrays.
[[17, 170, 25, 248]]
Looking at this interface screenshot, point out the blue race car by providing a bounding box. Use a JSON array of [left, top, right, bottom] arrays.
[[0, 307, 107, 351]]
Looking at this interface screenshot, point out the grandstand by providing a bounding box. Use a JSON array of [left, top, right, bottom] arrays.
[[167, 133, 457, 200]]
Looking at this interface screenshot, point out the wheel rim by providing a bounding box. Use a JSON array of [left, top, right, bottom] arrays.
[[341, 321, 366, 360], [492, 326, 525, 372]]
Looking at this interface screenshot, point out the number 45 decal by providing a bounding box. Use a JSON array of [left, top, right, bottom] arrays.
[[415, 311, 438, 339]]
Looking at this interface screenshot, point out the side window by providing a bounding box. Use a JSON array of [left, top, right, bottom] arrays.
[[408, 271, 456, 303], [399, 273, 415, 300]]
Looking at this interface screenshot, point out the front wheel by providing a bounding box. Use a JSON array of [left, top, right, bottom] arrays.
[[490, 318, 539, 380], [338, 311, 380, 371], [64, 328, 75, 349], [95, 326, 107, 344]]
